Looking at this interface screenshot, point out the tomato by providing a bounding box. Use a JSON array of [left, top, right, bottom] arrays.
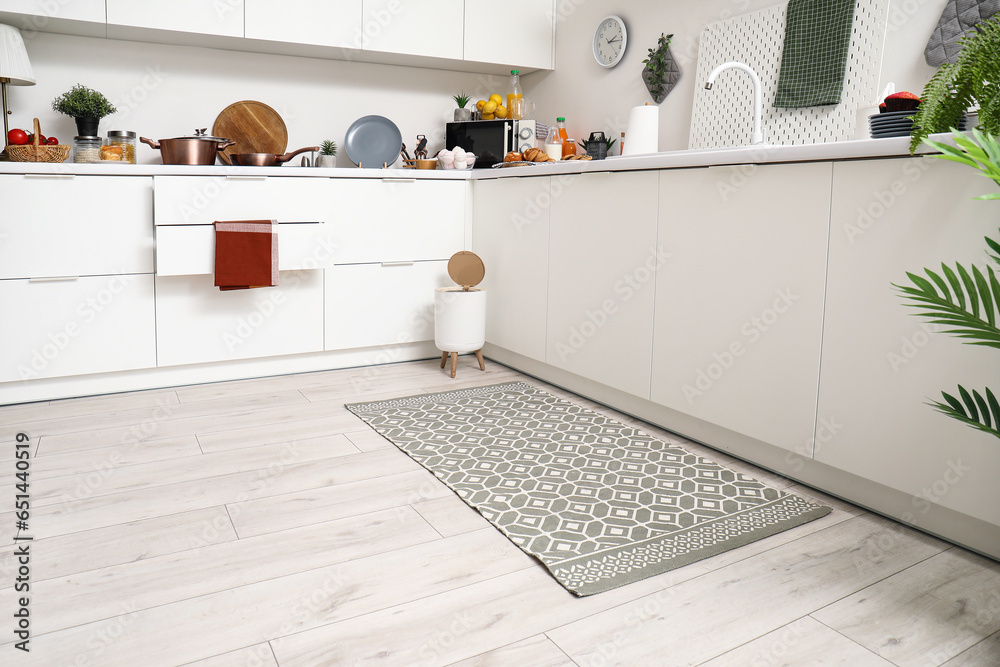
[[46, 136, 59, 145], [6, 129, 28, 145]]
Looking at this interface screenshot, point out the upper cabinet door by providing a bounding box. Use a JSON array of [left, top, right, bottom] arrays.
[[106, 0, 245, 38], [245, 0, 361, 48], [464, 0, 554, 70], [361, 0, 463, 60], [0, 0, 105, 22]]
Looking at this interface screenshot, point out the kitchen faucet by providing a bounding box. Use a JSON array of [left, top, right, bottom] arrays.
[[704, 61, 764, 145]]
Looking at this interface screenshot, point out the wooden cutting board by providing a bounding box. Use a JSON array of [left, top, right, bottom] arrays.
[[213, 100, 288, 165]]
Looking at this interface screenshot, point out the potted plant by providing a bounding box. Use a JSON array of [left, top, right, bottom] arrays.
[[453, 92, 472, 122], [51, 84, 117, 137], [317, 139, 337, 168], [578, 133, 618, 159], [642, 33, 680, 104]]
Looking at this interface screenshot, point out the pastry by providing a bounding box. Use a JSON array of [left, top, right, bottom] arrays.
[[882, 91, 921, 112]]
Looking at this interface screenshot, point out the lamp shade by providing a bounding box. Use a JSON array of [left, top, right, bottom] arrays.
[[0, 24, 35, 85]]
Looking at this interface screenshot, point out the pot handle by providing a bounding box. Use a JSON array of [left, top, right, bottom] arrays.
[[275, 146, 320, 163], [216, 140, 237, 151], [139, 137, 160, 150]]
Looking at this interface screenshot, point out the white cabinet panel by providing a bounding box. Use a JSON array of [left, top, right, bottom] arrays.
[[325, 260, 451, 350], [0, 175, 153, 279], [246, 0, 360, 48], [155, 223, 336, 276], [155, 272, 324, 366], [329, 178, 465, 263], [818, 157, 1000, 525], [361, 0, 463, 59], [472, 175, 549, 361], [464, 0, 554, 70], [153, 176, 328, 225], [0, 0, 104, 22], [650, 163, 831, 453], [0, 275, 156, 382], [546, 171, 659, 398], [106, 0, 244, 37]]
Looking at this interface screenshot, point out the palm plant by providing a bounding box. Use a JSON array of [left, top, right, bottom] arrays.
[[894, 130, 1000, 439]]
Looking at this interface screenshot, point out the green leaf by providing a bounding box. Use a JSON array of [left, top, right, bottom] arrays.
[[972, 265, 996, 327], [988, 387, 1000, 427], [958, 385, 979, 421], [942, 390, 966, 416], [973, 389, 992, 428], [927, 268, 952, 304], [942, 263, 966, 310], [958, 264, 980, 318]]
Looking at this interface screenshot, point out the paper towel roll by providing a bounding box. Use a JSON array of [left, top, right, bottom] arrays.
[[623, 104, 659, 156]]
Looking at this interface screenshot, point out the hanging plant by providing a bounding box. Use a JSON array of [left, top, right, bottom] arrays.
[[642, 33, 680, 104]]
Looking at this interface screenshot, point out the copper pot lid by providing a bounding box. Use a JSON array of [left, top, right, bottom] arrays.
[[448, 251, 485, 290]]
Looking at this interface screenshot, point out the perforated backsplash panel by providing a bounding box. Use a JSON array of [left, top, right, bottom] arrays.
[[690, 0, 887, 148]]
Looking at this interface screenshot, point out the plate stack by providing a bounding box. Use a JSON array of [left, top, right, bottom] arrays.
[[869, 110, 967, 139]]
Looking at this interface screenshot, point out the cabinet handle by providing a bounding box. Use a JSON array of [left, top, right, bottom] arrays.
[[381, 178, 416, 183], [225, 176, 268, 181], [29, 276, 80, 282], [380, 261, 414, 267], [24, 174, 75, 179]]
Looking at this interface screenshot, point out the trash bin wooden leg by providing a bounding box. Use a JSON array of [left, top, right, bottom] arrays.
[[450, 352, 458, 378], [475, 349, 485, 371], [440, 351, 448, 369]]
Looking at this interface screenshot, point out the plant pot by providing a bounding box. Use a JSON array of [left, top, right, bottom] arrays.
[[316, 155, 337, 168], [75, 116, 100, 137], [454, 108, 472, 122], [642, 45, 681, 105]]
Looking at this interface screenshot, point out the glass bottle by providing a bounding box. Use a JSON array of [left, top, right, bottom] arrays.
[[544, 121, 563, 160], [507, 69, 524, 120], [556, 117, 576, 157]]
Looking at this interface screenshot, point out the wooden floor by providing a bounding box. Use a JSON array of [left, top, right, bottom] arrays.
[[1, 359, 999, 666]]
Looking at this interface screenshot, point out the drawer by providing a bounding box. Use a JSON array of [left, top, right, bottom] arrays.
[[153, 175, 329, 225], [155, 222, 336, 276], [328, 178, 466, 263], [0, 175, 154, 279], [325, 260, 451, 350], [155, 271, 324, 367], [0, 274, 156, 383]]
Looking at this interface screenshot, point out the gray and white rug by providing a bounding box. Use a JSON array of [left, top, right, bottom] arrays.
[[346, 382, 831, 596]]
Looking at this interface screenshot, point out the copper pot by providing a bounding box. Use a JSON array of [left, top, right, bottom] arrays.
[[229, 146, 319, 167], [140, 129, 235, 165]]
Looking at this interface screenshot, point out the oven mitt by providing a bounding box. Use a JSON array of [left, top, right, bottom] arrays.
[[925, 0, 1000, 67]]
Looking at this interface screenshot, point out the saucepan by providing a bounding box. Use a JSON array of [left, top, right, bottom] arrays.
[[140, 130, 235, 165], [229, 146, 319, 167]]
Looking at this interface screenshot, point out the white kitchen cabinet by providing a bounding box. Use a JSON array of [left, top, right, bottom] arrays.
[[546, 170, 659, 398], [472, 175, 550, 361], [650, 163, 831, 453], [817, 157, 1000, 526], [0, 175, 153, 279], [0, 275, 156, 383], [325, 260, 451, 350], [153, 175, 328, 225], [155, 271, 324, 367], [0, 0, 104, 23], [464, 0, 554, 70], [361, 0, 463, 59], [329, 178, 466, 263], [106, 0, 244, 37], [245, 0, 360, 48]]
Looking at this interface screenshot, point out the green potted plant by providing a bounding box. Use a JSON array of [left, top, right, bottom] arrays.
[[641, 33, 680, 104], [317, 139, 337, 168], [577, 133, 618, 159], [51, 84, 117, 137], [453, 92, 472, 122]]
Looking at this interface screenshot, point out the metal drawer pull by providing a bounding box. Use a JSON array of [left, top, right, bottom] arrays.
[[380, 261, 414, 267], [29, 276, 80, 282], [381, 178, 416, 183], [24, 174, 75, 179], [225, 175, 268, 181]]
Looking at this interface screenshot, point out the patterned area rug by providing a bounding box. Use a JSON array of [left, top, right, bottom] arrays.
[[346, 382, 831, 596]]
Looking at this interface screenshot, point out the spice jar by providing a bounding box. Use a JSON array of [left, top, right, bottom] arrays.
[[106, 130, 137, 164], [73, 136, 101, 163]]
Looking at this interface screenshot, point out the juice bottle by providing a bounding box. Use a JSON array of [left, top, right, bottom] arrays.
[[507, 69, 524, 120], [556, 118, 576, 157]]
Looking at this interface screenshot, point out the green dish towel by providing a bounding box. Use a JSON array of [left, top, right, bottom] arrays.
[[774, 0, 857, 108]]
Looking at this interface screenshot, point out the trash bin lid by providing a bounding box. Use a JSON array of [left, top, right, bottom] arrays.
[[448, 251, 485, 290]]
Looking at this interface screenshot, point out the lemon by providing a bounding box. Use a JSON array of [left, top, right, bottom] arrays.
[[494, 104, 508, 119], [489, 93, 502, 104], [482, 100, 498, 114], [481, 112, 495, 120], [476, 99, 486, 111]]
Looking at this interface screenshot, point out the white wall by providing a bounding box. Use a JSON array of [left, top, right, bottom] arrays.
[[522, 0, 947, 152]]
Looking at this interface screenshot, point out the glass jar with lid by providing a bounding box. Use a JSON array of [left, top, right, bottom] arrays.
[[106, 130, 137, 164], [73, 136, 101, 163]]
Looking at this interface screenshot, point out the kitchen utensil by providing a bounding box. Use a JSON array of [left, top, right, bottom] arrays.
[[6, 118, 70, 163], [344, 114, 402, 168], [229, 146, 319, 166], [213, 100, 288, 166], [140, 129, 235, 165]]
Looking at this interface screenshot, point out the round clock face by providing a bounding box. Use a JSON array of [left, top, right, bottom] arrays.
[[594, 15, 627, 68]]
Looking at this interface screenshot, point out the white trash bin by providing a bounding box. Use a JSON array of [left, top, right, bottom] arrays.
[[434, 287, 486, 378]]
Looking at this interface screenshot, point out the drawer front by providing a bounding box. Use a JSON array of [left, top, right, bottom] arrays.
[[153, 176, 329, 225], [155, 272, 324, 366], [325, 260, 451, 350], [155, 223, 337, 276], [329, 179, 466, 263], [0, 274, 156, 383], [0, 175, 154, 279]]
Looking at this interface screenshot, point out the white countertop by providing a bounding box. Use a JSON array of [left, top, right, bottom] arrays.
[[0, 134, 945, 179]]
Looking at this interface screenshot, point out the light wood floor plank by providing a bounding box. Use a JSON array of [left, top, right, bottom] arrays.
[[812, 547, 1000, 665], [942, 631, 1000, 666], [182, 643, 278, 667], [0, 388, 180, 424], [345, 427, 395, 452], [448, 635, 576, 667], [411, 495, 491, 538], [699, 616, 895, 666], [196, 413, 364, 453]]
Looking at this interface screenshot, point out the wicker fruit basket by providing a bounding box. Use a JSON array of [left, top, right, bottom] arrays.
[[5, 118, 71, 163]]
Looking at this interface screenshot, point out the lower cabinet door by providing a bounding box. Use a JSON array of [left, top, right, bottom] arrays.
[[1, 274, 156, 383], [325, 261, 451, 350], [155, 271, 324, 366]]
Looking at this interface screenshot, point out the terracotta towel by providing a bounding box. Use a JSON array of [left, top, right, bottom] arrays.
[[214, 220, 278, 291]]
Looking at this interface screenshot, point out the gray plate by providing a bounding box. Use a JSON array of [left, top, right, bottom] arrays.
[[344, 115, 402, 169]]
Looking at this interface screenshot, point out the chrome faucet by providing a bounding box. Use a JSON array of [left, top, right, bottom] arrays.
[[705, 61, 764, 145]]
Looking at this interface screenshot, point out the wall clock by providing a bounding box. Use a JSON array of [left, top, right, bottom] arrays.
[[594, 15, 627, 68]]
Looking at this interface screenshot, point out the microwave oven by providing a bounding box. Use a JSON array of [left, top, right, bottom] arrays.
[[445, 119, 537, 168]]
